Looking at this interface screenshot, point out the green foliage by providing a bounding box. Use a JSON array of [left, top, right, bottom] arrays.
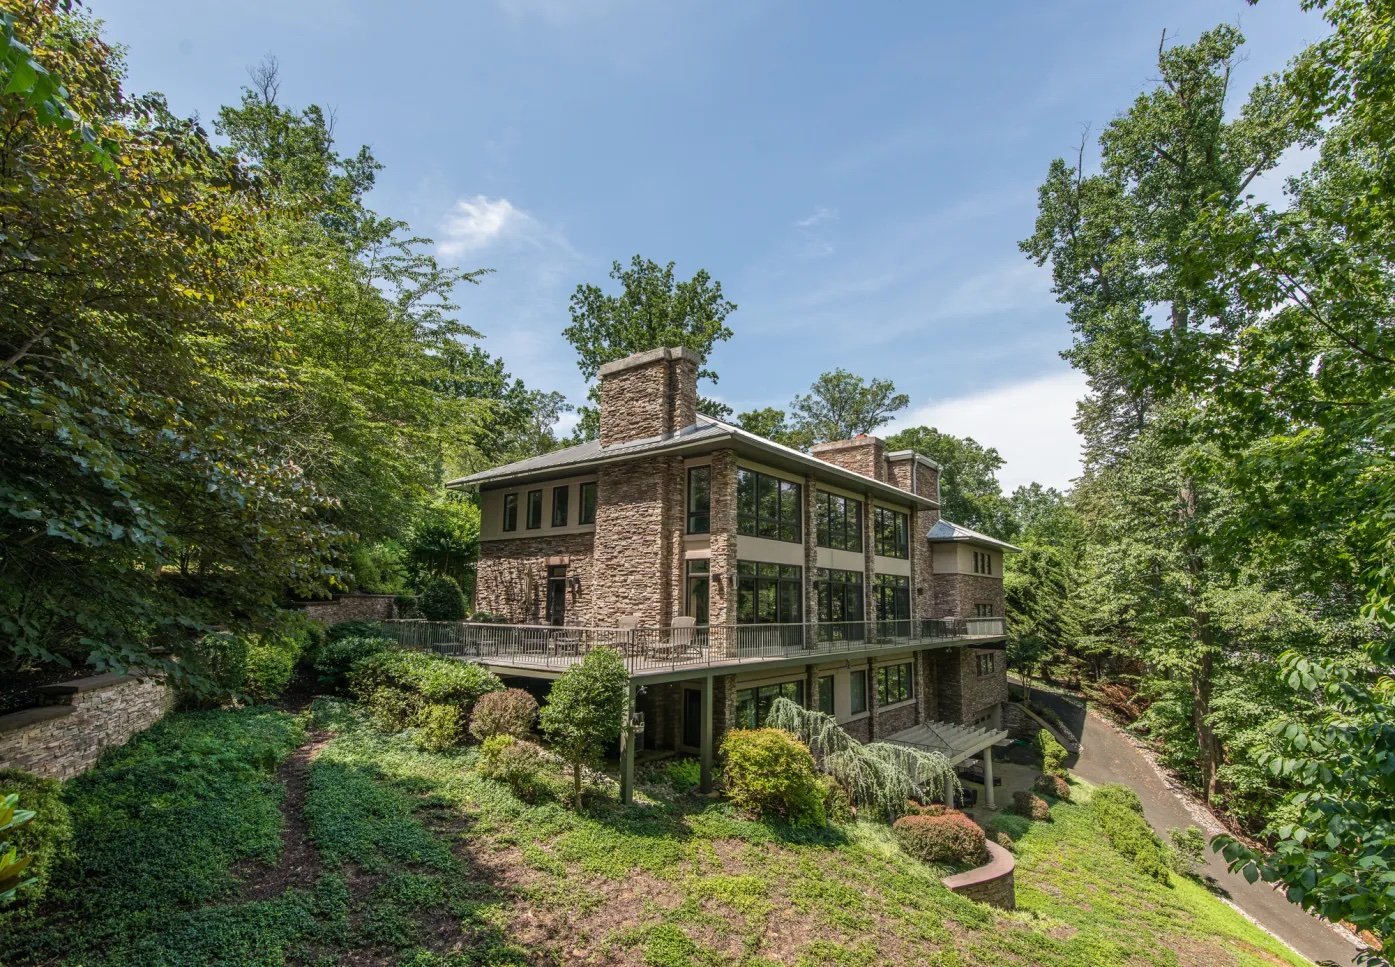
[[418, 575, 467, 621], [183, 633, 250, 704], [326, 620, 385, 644], [1090, 785, 1172, 884], [1012, 791, 1052, 822], [820, 775, 853, 824], [349, 650, 501, 710], [1036, 729, 1068, 777], [883, 425, 1008, 533], [788, 369, 908, 445], [0, 771, 71, 913], [657, 758, 702, 795], [734, 406, 814, 450], [242, 632, 301, 703], [893, 811, 987, 867], [1033, 773, 1072, 801], [538, 647, 628, 807], [1168, 826, 1207, 875], [719, 728, 826, 828], [411, 703, 465, 752], [475, 735, 548, 800], [313, 635, 390, 691], [401, 499, 479, 597], [468, 687, 539, 741]]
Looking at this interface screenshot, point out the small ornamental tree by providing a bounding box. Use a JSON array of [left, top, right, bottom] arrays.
[[538, 647, 629, 808], [419, 576, 467, 621]]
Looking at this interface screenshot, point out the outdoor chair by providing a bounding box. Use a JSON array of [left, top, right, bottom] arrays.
[[648, 616, 700, 662]]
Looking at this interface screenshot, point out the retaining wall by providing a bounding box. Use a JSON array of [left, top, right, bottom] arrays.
[[295, 593, 400, 624], [941, 840, 1016, 909]]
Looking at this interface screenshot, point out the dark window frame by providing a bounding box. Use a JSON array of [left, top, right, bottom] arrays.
[[686, 559, 710, 625], [976, 652, 997, 677], [818, 675, 835, 716], [874, 573, 910, 621], [735, 560, 803, 625], [578, 481, 597, 525], [850, 669, 868, 715], [687, 465, 711, 535], [873, 506, 909, 558], [502, 492, 519, 532], [736, 468, 802, 543], [551, 486, 569, 528], [525, 489, 543, 529], [735, 680, 806, 729], [815, 491, 864, 552], [816, 567, 865, 625], [877, 661, 914, 706]]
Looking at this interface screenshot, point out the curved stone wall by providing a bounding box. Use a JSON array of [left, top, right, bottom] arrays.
[[942, 839, 1016, 909]]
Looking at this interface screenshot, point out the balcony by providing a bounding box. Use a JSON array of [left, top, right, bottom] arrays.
[[375, 616, 1006, 679]]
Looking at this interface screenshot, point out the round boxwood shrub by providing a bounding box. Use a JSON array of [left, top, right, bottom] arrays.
[[413, 703, 466, 752], [1033, 773, 1072, 801], [0, 769, 74, 913], [1012, 790, 1052, 821], [469, 688, 539, 741], [893, 810, 987, 866], [720, 728, 826, 828], [821, 775, 854, 824], [419, 576, 467, 621], [477, 734, 548, 800], [313, 635, 391, 691]]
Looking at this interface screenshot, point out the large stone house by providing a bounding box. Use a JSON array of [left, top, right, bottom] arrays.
[[444, 346, 1019, 803]]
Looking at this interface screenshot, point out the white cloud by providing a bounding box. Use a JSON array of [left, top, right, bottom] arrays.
[[794, 206, 837, 229], [885, 370, 1088, 492], [437, 196, 535, 259]]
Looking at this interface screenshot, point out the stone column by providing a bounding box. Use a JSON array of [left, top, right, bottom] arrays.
[[983, 746, 997, 810], [708, 449, 739, 655], [803, 474, 819, 642], [700, 673, 715, 794], [866, 655, 879, 740], [862, 494, 877, 635]]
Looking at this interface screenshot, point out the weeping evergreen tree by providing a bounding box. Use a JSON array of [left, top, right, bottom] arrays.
[[765, 697, 958, 819]]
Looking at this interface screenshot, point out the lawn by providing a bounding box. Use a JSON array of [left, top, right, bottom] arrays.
[[0, 702, 1308, 967]]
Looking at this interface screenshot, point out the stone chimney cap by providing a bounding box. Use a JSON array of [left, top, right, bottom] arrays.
[[597, 346, 701, 378]]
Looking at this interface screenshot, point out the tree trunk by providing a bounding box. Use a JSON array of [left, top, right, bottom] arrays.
[[1180, 477, 1222, 803]]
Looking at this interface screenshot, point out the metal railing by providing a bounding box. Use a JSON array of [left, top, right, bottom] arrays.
[[374, 616, 1006, 676]]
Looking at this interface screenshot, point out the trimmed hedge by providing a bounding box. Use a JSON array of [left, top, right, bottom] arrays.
[[1012, 791, 1052, 821], [1089, 784, 1172, 883], [1037, 728, 1068, 777], [419, 576, 467, 621], [893, 811, 987, 866], [413, 703, 466, 752], [0, 770, 73, 916], [468, 688, 539, 741], [1033, 773, 1072, 801], [349, 651, 502, 750], [720, 728, 826, 828], [313, 635, 391, 691]]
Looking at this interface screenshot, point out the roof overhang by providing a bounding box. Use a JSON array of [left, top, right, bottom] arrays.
[[886, 721, 1010, 765]]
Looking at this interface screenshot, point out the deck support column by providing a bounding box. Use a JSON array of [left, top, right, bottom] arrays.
[[943, 772, 955, 807], [983, 746, 996, 809], [699, 673, 714, 793], [621, 679, 637, 805]]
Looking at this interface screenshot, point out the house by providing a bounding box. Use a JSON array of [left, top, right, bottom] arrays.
[[441, 346, 1021, 804]]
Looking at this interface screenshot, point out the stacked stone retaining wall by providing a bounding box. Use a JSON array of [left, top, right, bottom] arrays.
[[295, 593, 400, 624]]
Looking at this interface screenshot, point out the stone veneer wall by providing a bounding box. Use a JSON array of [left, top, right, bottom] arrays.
[[875, 701, 918, 736], [931, 572, 1005, 620], [964, 648, 1009, 722], [593, 455, 684, 626], [941, 840, 1015, 909], [810, 436, 886, 482], [597, 347, 698, 447], [474, 532, 595, 625], [930, 646, 1008, 725], [0, 673, 170, 780], [297, 593, 399, 624]]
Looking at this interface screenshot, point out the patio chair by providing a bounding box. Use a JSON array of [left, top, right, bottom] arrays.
[[647, 616, 700, 662], [616, 615, 642, 656]]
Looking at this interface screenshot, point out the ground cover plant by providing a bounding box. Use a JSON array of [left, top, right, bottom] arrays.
[[0, 704, 1310, 966]]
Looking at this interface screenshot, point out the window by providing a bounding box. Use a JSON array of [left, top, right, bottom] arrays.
[[850, 669, 868, 715], [546, 565, 567, 626], [874, 506, 909, 558], [877, 661, 914, 706], [686, 560, 710, 625], [818, 675, 835, 716], [735, 680, 805, 729], [579, 481, 597, 525], [976, 652, 997, 677], [687, 466, 711, 534], [874, 574, 910, 621], [973, 551, 995, 575], [816, 568, 865, 625], [736, 561, 803, 624], [502, 493, 519, 532], [975, 603, 994, 618], [551, 486, 569, 528], [815, 492, 863, 552], [526, 489, 543, 529], [736, 468, 801, 543]]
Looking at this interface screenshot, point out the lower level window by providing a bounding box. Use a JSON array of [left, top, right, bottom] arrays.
[[976, 652, 997, 677], [817, 675, 834, 715], [974, 603, 994, 618], [877, 661, 914, 706], [735, 680, 805, 729], [686, 560, 710, 625], [850, 669, 868, 715]]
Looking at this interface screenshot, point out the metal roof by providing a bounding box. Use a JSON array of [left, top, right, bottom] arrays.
[[926, 519, 1023, 552], [448, 414, 940, 509]]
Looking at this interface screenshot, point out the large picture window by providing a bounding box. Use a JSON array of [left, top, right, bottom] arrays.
[[816, 568, 865, 625], [874, 573, 910, 621], [735, 680, 805, 729], [818, 675, 835, 715], [815, 492, 863, 552], [502, 493, 518, 532], [873, 506, 909, 558], [687, 466, 711, 534], [736, 561, 803, 624], [877, 661, 914, 705], [578, 481, 597, 525], [736, 469, 801, 543]]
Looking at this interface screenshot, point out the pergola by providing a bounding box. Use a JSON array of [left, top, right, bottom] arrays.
[[886, 720, 1010, 808]]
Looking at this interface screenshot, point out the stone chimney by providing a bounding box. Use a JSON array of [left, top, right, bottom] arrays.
[[811, 435, 886, 482], [886, 451, 941, 512], [597, 346, 700, 447]]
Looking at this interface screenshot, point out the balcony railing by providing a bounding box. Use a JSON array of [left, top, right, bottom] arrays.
[[373, 616, 1006, 676]]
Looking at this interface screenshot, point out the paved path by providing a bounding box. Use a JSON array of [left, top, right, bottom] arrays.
[[1032, 689, 1361, 967]]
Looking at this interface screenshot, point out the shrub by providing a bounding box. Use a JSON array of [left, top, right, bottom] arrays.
[[1169, 825, 1208, 875], [905, 801, 949, 817], [821, 775, 853, 824], [242, 633, 300, 702], [894, 811, 987, 866], [413, 703, 466, 752], [720, 728, 826, 828], [419, 576, 467, 621], [350, 651, 501, 709], [184, 632, 249, 701], [469, 688, 539, 741], [1012, 791, 1051, 821], [991, 830, 1015, 852], [1091, 784, 1172, 883], [539, 648, 629, 808], [1033, 773, 1072, 801], [314, 635, 391, 691], [0, 770, 73, 911], [362, 686, 421, 734], [1037, 728, 1068, 777], [661, 758, 702, 794], [477, 735, 547, 800], [393, 594, 420, 619], [326, 620, 385, 644]]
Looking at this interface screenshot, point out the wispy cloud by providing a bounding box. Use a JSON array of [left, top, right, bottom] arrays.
[[794, 206, 837, 229], [439, 196, 541, 259]]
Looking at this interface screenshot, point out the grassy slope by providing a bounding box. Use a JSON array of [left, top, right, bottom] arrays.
[[0, 702, 1307, 967]]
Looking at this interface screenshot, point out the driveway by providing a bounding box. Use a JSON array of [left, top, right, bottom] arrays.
[[1031, 689, 1361, 967]]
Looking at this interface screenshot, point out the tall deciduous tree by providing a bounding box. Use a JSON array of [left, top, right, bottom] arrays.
[[788, 369, 908, 444], [735, 406, 814, 450], [564, 255, 736, 439], [882, 426, 1007, 532]]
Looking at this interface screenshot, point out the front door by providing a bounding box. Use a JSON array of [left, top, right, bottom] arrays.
[[682, 687, 702, 748], [546, 565, 567, 626]]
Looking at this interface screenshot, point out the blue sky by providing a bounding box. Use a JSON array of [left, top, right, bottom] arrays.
[[97, 0, 1325, 489]]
